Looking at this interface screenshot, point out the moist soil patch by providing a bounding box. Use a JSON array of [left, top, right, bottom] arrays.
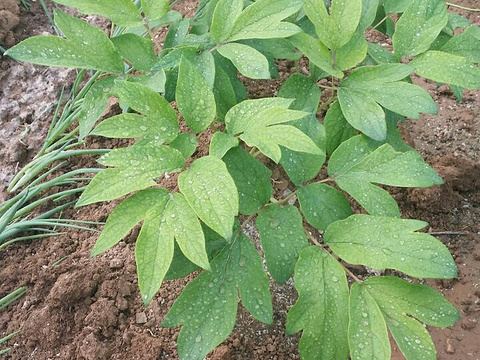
[[0, 1, 479, 359]]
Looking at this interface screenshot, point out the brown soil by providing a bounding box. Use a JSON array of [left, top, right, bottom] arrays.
[[1, 1, 479, 360]]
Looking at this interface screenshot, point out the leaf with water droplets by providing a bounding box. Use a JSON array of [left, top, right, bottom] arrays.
[[141, 0, 169, 21], [170, 133, 198, 159], [77, 143, 185, 206], [393, 0, 448, 58], [112, 80, 179, 142], [209, 132, 239, 159], [328, 135, 443, 216], [324, 215, 458, 279], [304, 0, 362, 50], [256, 205, 308, 284], [383, 0, 411, 14], [286, 246, 349, 360], [349, 283, 391, 360], [324, 100, 356, 155], [217, 43, 271, 79], [223, 146, 272, 215], [210, 0, 243, 43], [297, 183, 352, 231], [5, 10, 124, 73], [335, 32, 368, 71], [290, 32, 344, 78], [363, 276, 460, 360], [227, 0, 303, 41], [162, 233, 272, 360], [178, 156, 238, 239], [177, 57, 217, 133], [338, 64, 437, 141], [52, 0, 142, 27], [411, 50, 480, 90], [111, 34, 156, 71]]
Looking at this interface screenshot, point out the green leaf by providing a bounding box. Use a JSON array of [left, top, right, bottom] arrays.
[[297, 183, 352, 230], [412, 50, 480, 90], [177, 57, 216, 133], [193, 51, 216, 88], [78, 77, 115, 139], [210, 0, 243, 43], [280, 115, 326, 185], [212, 59, 239, 119], [358, 0, 380, 32], [77, 144, 185, 206], [328, 136, 442, 216], [90, 188, 169, 257], [165, 18, 190, 48], [225, 97, 293, 135], [304, 0, 362, 50], [170, 133, 198, 159], [209, 132, 239, 158], [241, 38, 302, 61], [5, 10, 124, 73], [348, 283, 391, 360], [92, 113, 151, 138], [241, 124, 323, 163], [142, 0, 169, 21], [367, 43, 397, 64], [278, 73, 322, 113], [165, 193, 211, 271], [223, 146, 272, 215], [217, 43, 271, 79], [153, 46, 198, 71], [324, 100, 356, 155], [256, 205, 308, 284], [227, 0, 303, 41], [393, 0, 448, 58], [113, 80, 179, 142], [111, 34, 156, 71], [52, 0, 142, 27], [324, 215, 458, 278], [383, 0, 411, 14], [290, 32, 344, 78], [335, 32, 368, 71], [364, 276, 460, 360], [129, 71, 166, 93], [162, 233, 272, 360], [286, 246, 349, 359], [440, 30, 480, 62], [178, 156, 238, 239], [339, 64, 437, 141]]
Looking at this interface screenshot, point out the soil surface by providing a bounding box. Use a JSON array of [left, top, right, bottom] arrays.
[[1, 1, 479, 360]]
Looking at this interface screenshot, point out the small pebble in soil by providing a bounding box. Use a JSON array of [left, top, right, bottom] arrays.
[[109, 259, 124, 269], [446, 338, 455, 354], [135, 312, 147, 324]]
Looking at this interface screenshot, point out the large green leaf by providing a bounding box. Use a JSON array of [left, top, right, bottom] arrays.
[[217, 43, 271, 79], [286, 246, 349, 360], [363, 276, 460, 360], [290, 32, 344, 78], [227, 0, 303, 41], [209, 132, 239, 158], [141, 0, 169, 21], [324, 215, 458, 279], [297, 183, 352, 231], [178, 156, 238, 239], [411, 51, 480, 90], [358, 0, 380, 32], [112, 80, 179, 141], [5, 10, 124, 73], [177, 57, 216, 133], [338, 64, 437, 141], [278, 74, 326, 185], [52, 0, 142, 27], [89, 188, 210, 305], [324, 100, 356, 155], [256, 205, 308, 284], [162, 233, 272, 360], [111, 34, 156, 71], [210, 0, 243, 43], [349, 283, 391, 360], [335, 32, 368, 71], [77, 144, 185, 206], [328, 136, 442, 216], [440, 30, 480, 63], [304, 0, 362, 50], [393, 0, 448, 58], [223, 147, 272, 215]]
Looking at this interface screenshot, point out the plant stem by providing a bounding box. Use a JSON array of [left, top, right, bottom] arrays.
[[371, 15, 388, 30], [343, 266, 362, 283], [429, 231, 469, 236], [241, 213, 257, 229], [276, 192, 296, 206], [446, 2, 480, 11], [318, 84, 337, 91], [317, 95, 337, 114]]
